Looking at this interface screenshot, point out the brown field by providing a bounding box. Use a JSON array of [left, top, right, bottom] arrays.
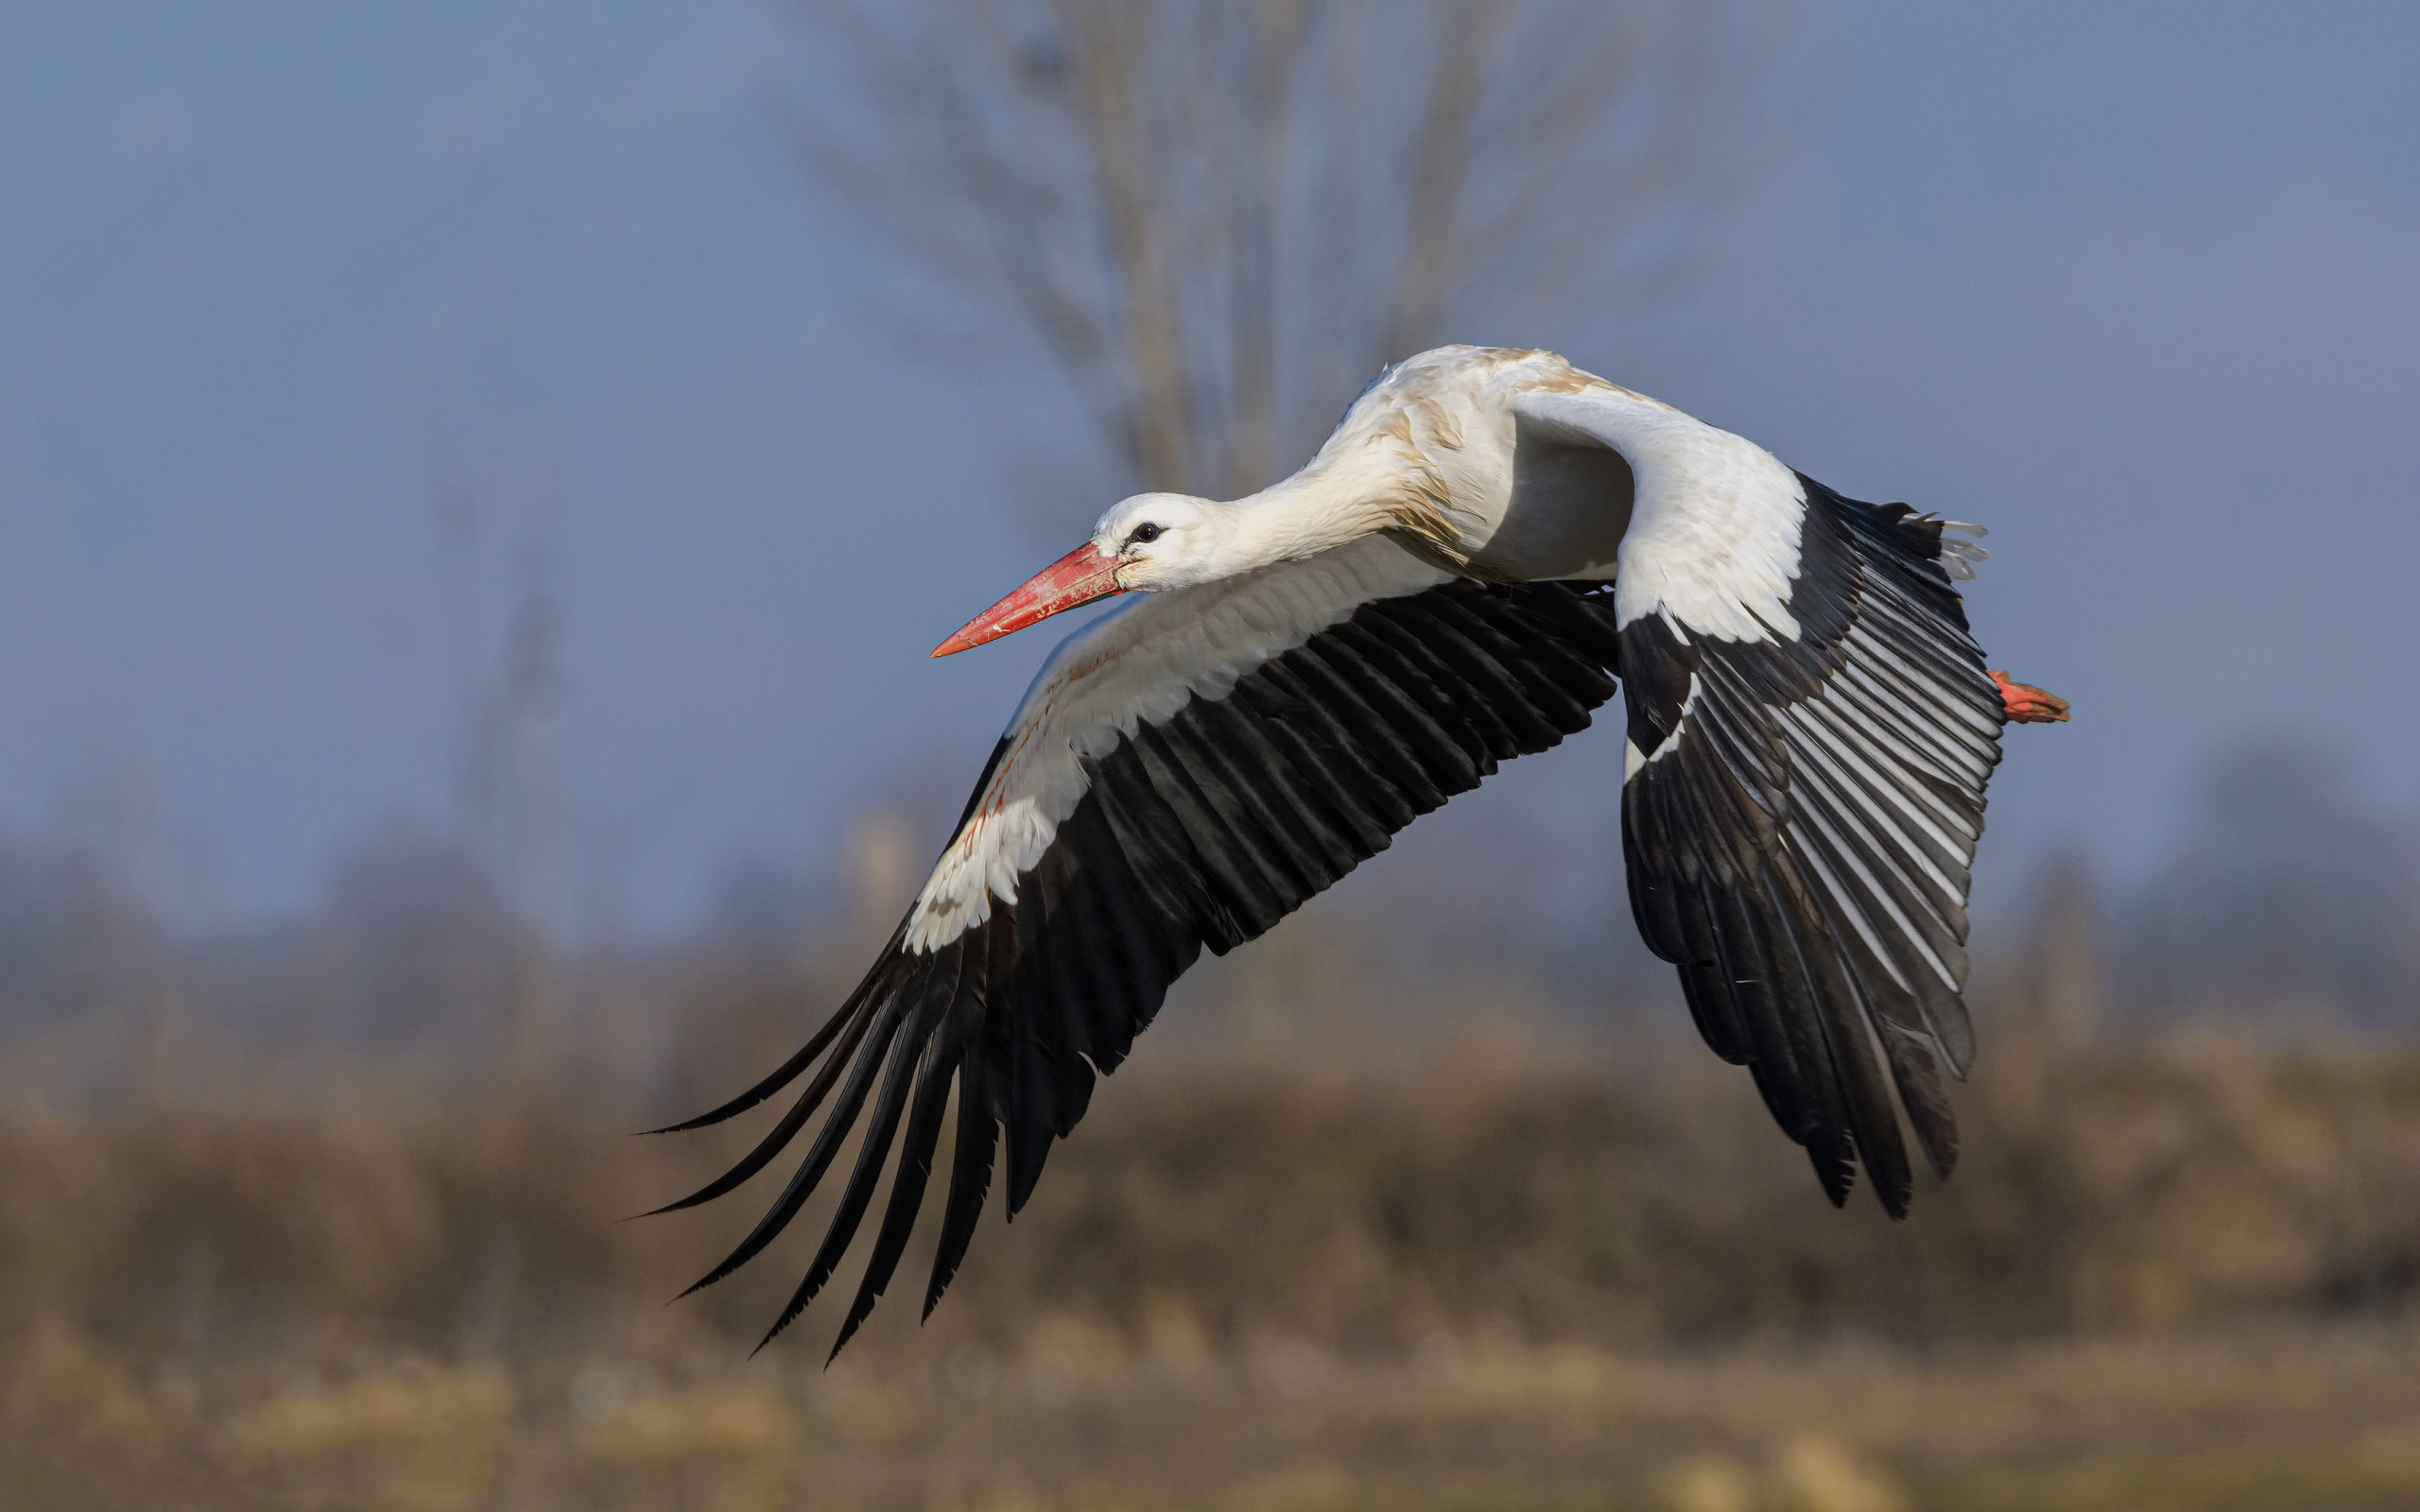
[[4, 905, 2420, 1511]]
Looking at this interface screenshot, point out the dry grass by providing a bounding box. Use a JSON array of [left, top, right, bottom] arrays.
[[5, 985, 2420, 1509], [9, 1297, 2420, 1509]]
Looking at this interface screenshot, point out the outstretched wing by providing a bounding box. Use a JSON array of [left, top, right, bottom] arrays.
[[1514, 387, 2004, 1216], [655, 536, 1626, 1355]]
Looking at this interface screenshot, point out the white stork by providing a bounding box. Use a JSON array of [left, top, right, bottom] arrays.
[[652, 345, 2070, 1355]]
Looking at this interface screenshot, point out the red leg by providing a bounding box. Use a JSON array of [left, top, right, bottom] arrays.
[[1990, 670, 2070, 724]]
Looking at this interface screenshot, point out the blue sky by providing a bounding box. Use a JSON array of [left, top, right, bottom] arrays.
[[3, 1, 2416, 932]]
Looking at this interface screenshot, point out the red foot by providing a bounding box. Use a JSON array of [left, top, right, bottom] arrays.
[[1991, 670, 2070, 724]]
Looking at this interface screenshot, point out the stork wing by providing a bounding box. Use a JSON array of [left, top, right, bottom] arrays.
[[656, 536, 1625, 1355], [1516, 387, 2005, 1215]]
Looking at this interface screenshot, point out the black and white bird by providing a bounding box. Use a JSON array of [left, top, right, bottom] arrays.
[[652, 345, 2070, 1355]]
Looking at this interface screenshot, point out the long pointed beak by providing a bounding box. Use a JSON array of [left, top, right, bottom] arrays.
[[931, 542, 1126, 658]]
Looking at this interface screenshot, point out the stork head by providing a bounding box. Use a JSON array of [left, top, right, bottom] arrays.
[[1089, 492, 1237, 591], [931, 491, 1233, 657]]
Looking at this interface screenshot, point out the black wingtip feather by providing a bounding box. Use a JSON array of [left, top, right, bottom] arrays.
[[641, 945, 896, 1133], [633, 997, 887, 1219], [758, 966, 950, 1351], [674, 993, 912, 1300], [1807, 1142, 1856, 1208], [826, 968, 974, 1360], [925, 1070, 999, 1318]]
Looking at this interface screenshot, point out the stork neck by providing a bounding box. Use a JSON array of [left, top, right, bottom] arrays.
[[1215, 468, 1400, 576]]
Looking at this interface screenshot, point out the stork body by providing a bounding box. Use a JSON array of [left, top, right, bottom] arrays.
[[658, 346, 2068, 1355]]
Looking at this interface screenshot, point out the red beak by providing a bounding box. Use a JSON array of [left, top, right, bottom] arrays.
[[931, 542, 1126, 658]]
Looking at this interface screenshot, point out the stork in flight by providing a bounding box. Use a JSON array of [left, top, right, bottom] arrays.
[[653, 345, 2070, 1356]]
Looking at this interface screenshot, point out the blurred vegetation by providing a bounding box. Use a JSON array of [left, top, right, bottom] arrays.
[[2, 741, 2419, 1508]]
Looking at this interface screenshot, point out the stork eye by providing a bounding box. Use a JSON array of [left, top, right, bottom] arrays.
[[1128, 523, 1162, 545]]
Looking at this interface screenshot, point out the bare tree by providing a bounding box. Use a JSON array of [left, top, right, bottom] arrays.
[[792, 0, 1777, 508]]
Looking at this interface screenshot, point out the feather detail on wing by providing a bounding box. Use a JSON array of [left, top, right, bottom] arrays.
[[1512, 385, 2003, 1214], [1620, 480, 2003, 1211]]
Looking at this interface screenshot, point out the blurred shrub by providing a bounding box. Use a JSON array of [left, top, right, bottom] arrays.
[[4, 1018, 2418, 1374]]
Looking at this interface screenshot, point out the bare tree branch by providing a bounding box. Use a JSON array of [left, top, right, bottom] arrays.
[[790, 0, 1780, 511]]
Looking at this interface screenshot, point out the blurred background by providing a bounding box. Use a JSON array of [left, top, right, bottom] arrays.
[[5, 2, 2420, 1507]]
